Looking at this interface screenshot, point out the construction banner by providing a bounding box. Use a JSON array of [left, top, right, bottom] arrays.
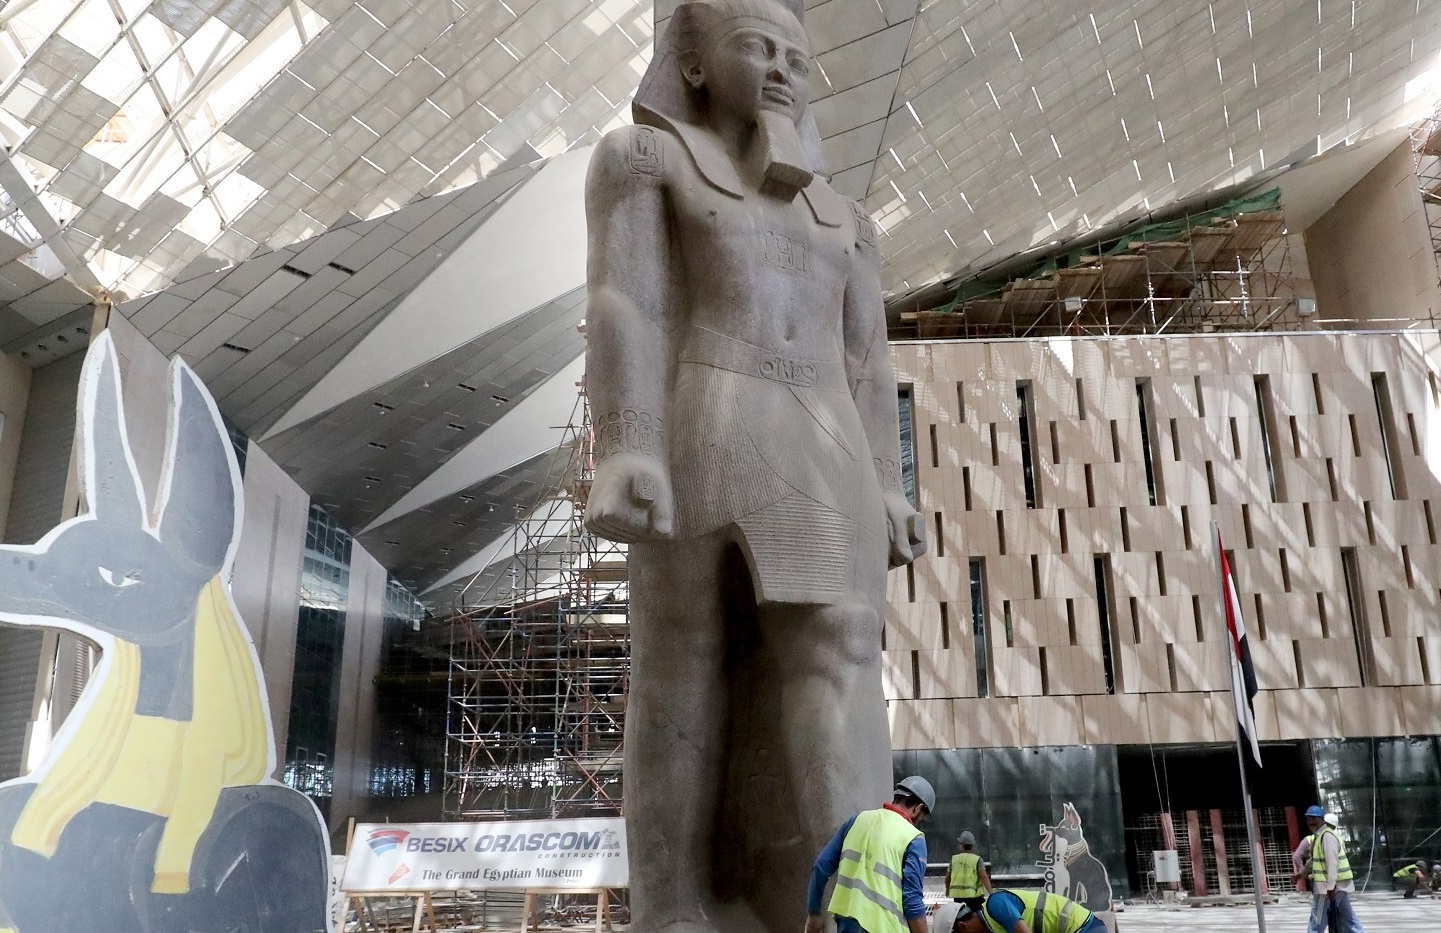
[[341, 818, 628, 892]]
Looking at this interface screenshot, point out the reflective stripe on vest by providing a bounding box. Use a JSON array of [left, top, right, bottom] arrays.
[[980, 889, 1095, 933], [1310, 827, 1354, 883], [949, 852, 983, 898], [827, 809, 921, 933]]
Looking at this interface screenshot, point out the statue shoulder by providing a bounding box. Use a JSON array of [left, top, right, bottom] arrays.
[[590, 124, 677, 187], [844, 196, 880, 250]]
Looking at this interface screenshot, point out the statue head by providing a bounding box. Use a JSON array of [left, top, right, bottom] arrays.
[[635, 0, 828, 177]]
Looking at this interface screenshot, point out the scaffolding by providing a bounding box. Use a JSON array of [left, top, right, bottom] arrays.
[[441, 383, 629, 822], [893, 205, 1310, 341], [1410, 107, 1441, 291]]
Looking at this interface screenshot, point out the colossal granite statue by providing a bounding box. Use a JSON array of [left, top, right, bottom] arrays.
[[583, 1, 926, 930]]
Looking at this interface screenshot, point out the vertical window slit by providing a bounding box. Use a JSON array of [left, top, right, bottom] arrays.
[[1066, 599, 1077, 646], [1229, 417, 1242, 459], [1095, 554, 1121, 694], [1289, 415, 1301, 458], [1058, 508, 1069, 553], [1404, 545, 1415, 588], [929, 423, 939, 469], [1348, 413, 1361, 457], [1294, 641, 1306, 687], [1378, 590, 1392, 638], [1340, 548, 1375, 686], [1077, 378, 1087, 420], [910, 650, 920, 699], [1084, 463, 1096, 507], [1156, 551, 1167, 596], [1050, 420, 1061, 464], [898, 387, 916, 505], [1326, 459, 1338, 502], [1419, 638, 1432, 685], [996, 510, 1007, 555], [1017, 382, 1041, 508], [1364, 501, 1375, 546], [1241, 503, 1254, 548], [1407, 412, 1421, 457], [962, 466, 973, 511], [1317, 592, 1330, 639], [1255, 375, 1285, 502], [1372, 373, 1407, 499], [1030, 554, 1042, 599], [1303, 502, 1316, 547], [1205, 461, 1217, 505], [1039, 646, 1050, 696], [1137, 378, 1163, 504], [1110, 419, 1122, 463], [1192, 595, 1204, 641], [1427, 500, 1438, 545], [1194, 375, 1206, 416], [933, 512, 945, 557], [1252, 593, 1266, 640], [957, 381, 966, 423], [1181, 505, 1192, 550], [940, 601, 950, 649], [1312, 372, 1325, 414], [1120, 507, 1131, 550], [906, 563, 915, 602], [990, 423, 999, 466], [1280, 549, 1292, 592], [1129, 596, 1141, 644], [1170, 417, 1181, 461], [970, 559, 991, 698], [1003, 600, 1014, 647], [1165, 643, 1178, 691]]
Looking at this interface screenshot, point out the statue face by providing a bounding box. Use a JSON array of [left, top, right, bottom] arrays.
[[689, 21, 811, 125]]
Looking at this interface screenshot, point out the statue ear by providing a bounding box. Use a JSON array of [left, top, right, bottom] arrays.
[[679, 49, 704, 90]]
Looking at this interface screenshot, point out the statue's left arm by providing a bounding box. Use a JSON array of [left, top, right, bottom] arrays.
[[843, 207, 926, 567]]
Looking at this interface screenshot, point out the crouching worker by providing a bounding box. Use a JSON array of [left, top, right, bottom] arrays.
[[944, 889, 1107, 933]]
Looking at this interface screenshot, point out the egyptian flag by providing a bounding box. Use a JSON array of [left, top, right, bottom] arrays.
[[1217, 531, 1262, 766]]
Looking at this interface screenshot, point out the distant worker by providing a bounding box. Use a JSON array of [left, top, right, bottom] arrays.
[[1431, 863, 1441, 894], [946, 831, 994, 911], [1393, 859, 1430, 898], [807, 776, 934, 933], [943, 889, 1107, 933], [1305, 805, 1365, 933]]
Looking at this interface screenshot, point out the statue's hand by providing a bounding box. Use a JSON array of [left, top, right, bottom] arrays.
[[883, 491, 926, 567], [586, 452, 675, 543]]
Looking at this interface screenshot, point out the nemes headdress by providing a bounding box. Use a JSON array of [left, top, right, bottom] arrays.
[[634, 0, 829, 177]]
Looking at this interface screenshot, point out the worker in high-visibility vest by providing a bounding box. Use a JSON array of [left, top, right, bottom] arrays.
[[1393, 859, 1430, 898], [946, 889, 1106, 933], [945, 831, 993, 911], [807, 776, 934, 933], [1305, 805, 1365, 933]]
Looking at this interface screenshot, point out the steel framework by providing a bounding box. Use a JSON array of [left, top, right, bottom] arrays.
[[441, 384, 629, 822], [894, 208, 1311, 341], [1411, 108, 1441, 294]]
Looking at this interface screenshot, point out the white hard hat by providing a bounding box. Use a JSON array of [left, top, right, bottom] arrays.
[[1324, 812, 1338, 827], [894, 775, 936, 813], [931, 901, 962, 933]]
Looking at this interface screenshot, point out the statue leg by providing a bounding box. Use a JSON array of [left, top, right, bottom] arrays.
[[743, 548, 892, 931], [628, 533, 733, 933]]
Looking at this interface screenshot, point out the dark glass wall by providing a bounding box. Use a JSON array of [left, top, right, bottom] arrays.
[[370, 578, 438, 798], [282, 504, 353, 818], [895, 746, 1129, 898], [1313, 736, 1441, 890]]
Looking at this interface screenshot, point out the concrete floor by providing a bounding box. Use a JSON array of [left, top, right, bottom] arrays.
[[1115, 891, 1437, 931]]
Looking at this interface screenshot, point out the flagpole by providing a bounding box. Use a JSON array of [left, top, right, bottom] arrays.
[[1212, 522, 1268, 933]]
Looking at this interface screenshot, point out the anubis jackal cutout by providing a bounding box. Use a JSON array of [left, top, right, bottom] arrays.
[[0, 332, 329, 933]]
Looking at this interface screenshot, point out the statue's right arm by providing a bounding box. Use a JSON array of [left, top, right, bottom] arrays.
[[583, 125, 676, 543]]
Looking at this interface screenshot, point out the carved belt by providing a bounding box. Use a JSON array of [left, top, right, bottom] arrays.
[[680, 326, 848, 392]]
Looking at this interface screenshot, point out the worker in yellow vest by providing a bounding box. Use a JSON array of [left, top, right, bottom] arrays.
[[945, 831, 993, 911], [946, 889, 1105, 933], [1305, 805, 1365, 933], [806, 776, 934, 933]]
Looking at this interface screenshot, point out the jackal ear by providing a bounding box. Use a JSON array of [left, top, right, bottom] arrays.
[[155, 358, 241, 575], [80, 332, 146, 527]]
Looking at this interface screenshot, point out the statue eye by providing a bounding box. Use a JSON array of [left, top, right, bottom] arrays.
[[98, 566, 140, 588], [787, 55, 809, 76]]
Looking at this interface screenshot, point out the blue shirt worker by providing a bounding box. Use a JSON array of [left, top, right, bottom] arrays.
[[807, 775, 934, 933], [1305, 805, 1365, 933], [947, 890, 1106, 933]]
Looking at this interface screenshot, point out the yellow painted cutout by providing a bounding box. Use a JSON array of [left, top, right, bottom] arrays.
[[12, 577, 268, 894]]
